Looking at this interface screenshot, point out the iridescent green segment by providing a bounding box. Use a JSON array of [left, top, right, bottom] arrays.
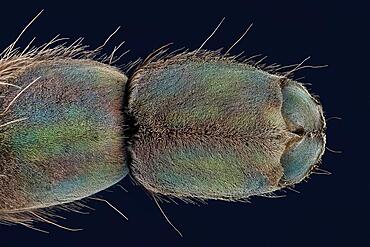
[[0, 59, 127, 211], [129, 54, 321, 200], [131, 139, 283, 200], [129, 53, 326, 201], [130, 59, 286, 132]]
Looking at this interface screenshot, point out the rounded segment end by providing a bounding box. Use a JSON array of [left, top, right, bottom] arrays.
[[281, 136, 325, 185], [280, 80, 326, 185], [281, 80, 325, 132]]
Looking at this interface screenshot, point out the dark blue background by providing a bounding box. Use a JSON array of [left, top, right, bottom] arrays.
[[0, 0, 368, 246]]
